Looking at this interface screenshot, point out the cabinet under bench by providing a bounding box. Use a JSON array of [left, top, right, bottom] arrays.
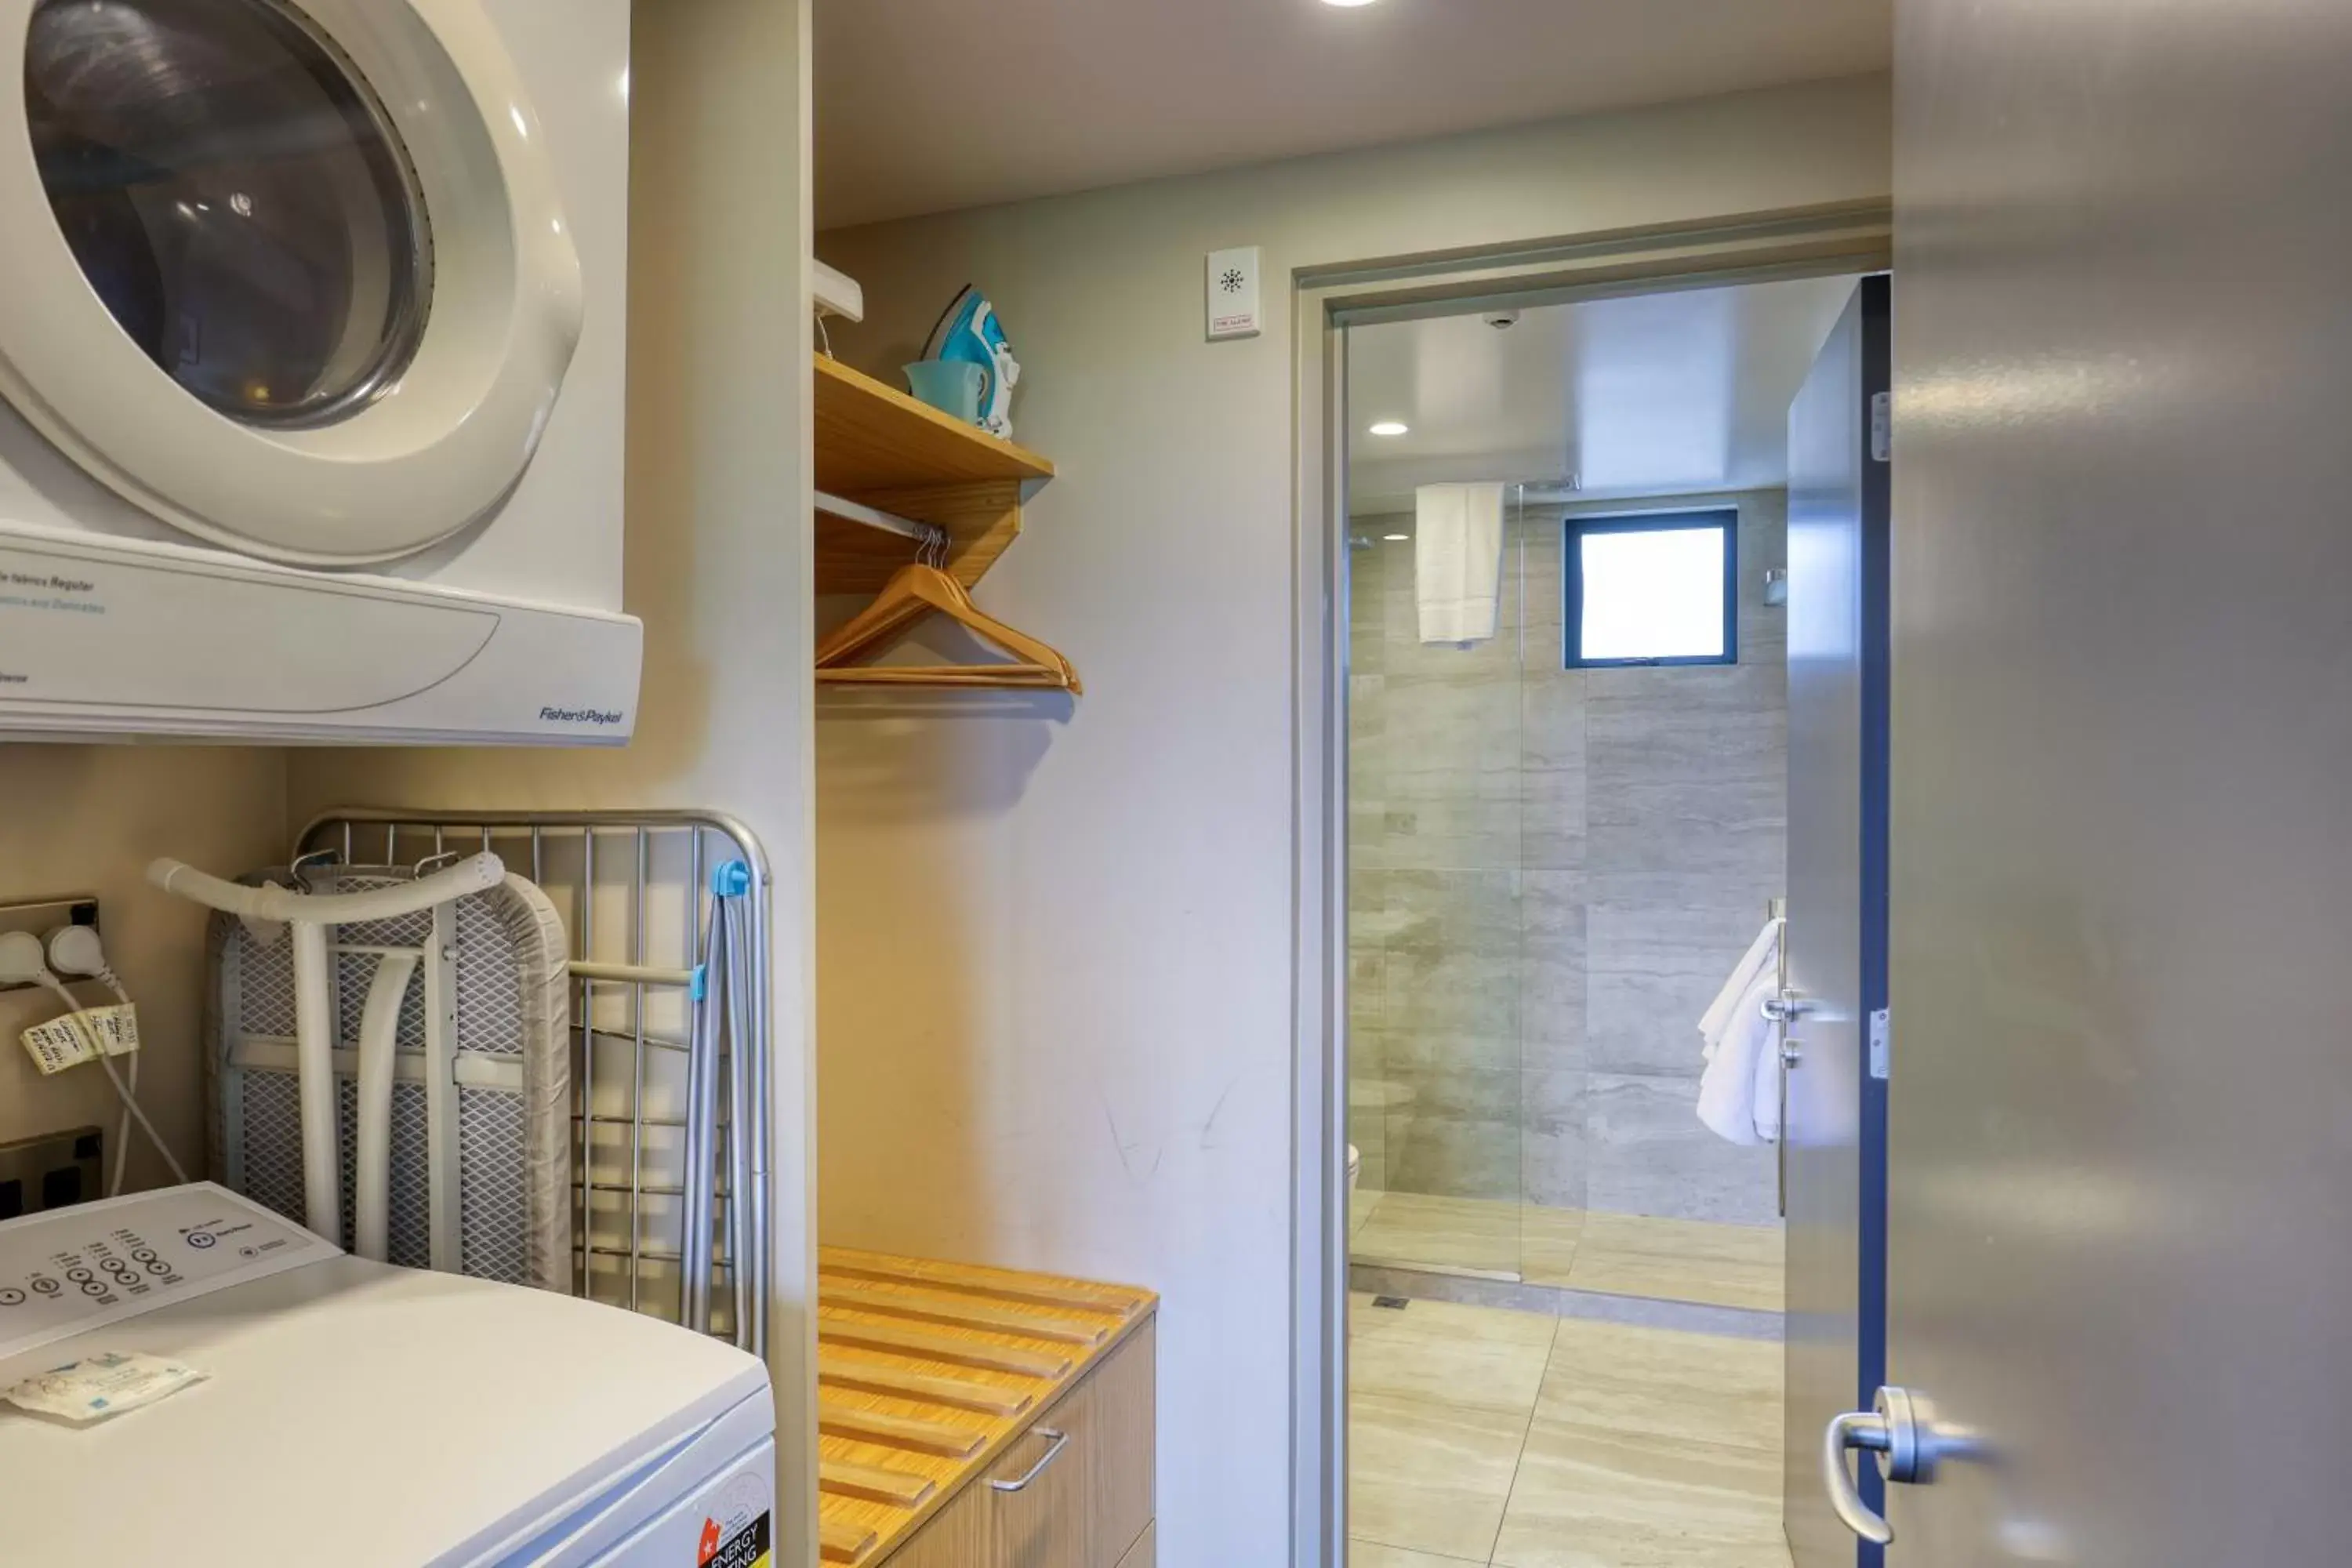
[[815, 1247, 1158, 1567]]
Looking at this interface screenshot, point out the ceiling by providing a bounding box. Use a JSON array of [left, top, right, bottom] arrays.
[[814, 0, 1891, 229], [1346, 277, 1863, 517]]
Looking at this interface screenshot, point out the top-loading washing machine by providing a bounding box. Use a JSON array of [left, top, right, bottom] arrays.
[[0, 0, 641, 743], [0, 1185, 777, 1566]]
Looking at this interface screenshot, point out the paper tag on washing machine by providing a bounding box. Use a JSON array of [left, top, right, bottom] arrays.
[[3, 1351, 207, 1424]]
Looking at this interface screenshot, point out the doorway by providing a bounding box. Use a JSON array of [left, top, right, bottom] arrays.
[[1294, 217, 1893, 1565]]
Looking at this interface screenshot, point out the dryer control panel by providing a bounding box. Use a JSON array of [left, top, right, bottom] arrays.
[[0, 1184, 336, 1363]]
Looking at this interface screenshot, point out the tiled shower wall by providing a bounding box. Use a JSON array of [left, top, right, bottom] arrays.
[[1348, 489, 1787, 1229]]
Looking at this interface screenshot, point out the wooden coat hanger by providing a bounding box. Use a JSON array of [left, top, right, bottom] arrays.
[[815, 561, 1082, 693]]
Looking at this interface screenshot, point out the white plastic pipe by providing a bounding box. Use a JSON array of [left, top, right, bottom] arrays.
[[148, 853, 504, 1244], [291, 922, 338, 1240], [354, 953, 419, 1264], [147, 854, 504, 924]]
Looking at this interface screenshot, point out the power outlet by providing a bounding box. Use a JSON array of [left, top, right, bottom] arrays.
[[0, 895, 98, 993], [1207, 245, 1263, 341], [0, 1127, 103, 1220]]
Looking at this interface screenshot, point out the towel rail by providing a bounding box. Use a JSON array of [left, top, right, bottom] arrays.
[[1769, 896, 1792, 1216]]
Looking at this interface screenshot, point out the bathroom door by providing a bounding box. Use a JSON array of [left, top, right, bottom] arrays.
[[1817, 1, 2352, 1562], [1780, 276, 1890, 1568]]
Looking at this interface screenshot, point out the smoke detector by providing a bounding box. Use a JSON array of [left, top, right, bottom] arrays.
[[1482, 310, 1522, 330]]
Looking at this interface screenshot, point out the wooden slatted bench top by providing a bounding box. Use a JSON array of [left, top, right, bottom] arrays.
[[815, 1247, 1157, 1565]]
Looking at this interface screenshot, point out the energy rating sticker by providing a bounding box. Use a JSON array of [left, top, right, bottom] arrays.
[[699, 1511, 771, 1568]]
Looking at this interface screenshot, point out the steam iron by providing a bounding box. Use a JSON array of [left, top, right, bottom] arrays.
[[923, 285, 1022, 439]]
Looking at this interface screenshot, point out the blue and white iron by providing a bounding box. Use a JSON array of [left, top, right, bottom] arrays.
[[923, 285, 1022, 439]]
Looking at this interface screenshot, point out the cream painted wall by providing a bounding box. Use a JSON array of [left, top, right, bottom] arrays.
[[814, 75, 1890, 1564], [0, 747, 285, 1191], [284, 2, 821, 1560]]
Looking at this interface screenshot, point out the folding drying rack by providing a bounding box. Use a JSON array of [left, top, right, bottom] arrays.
[[297, 808, 771, 1355]]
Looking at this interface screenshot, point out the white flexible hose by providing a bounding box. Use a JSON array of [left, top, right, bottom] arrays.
[[353, 953, 419, 1264], [291, 923, 338, 1240], [149, 853, 505, 1246], [147, 855, 504, 923]]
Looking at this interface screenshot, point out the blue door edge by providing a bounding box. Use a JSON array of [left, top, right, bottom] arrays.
[[1856, 271, 1894, 1568]]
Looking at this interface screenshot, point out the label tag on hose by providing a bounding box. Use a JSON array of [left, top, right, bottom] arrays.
[[19, 1015, 94, 1075], [85, 1003, 139, 1057], [17, 1005, 138, 1074]]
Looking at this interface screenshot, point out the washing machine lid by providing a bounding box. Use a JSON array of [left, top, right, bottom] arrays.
[[0, 0, 583, 565], [0, 1187, 773, 1568]]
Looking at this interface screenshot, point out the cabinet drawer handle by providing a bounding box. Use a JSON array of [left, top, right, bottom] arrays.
[[989, 1426, 1071, 1494]]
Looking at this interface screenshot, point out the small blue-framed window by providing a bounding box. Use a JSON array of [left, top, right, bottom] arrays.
[[1564, 509, 1739, 668]]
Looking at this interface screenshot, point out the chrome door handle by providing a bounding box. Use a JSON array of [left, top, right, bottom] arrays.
[[1824, 1386, 1963, 1546], [1761, 993, 1815, 1024], [1823, 1408, 1897, 1545], [989, 1426, 1070, 1493], [1776, 1036, 1800, 1216]]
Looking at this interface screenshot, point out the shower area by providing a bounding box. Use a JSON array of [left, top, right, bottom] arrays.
[[1345, 484, 1790, 1312]]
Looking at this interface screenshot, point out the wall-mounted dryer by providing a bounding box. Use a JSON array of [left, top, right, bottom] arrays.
[[0, 0, 641, 743]]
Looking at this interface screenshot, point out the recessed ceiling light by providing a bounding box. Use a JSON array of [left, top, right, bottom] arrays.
[[1383, 533, 1409, 542], [1322, 0, 1381, 7], [1367, 420, 1410, 437]]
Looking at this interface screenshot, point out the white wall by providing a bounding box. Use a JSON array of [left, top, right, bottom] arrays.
[[286, 1, 822, 1559], [815, 75, 1892, 1565], [0, 748, 285, 1191]]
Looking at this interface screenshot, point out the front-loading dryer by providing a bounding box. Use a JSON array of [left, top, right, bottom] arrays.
[[0, 0, 641, 743]]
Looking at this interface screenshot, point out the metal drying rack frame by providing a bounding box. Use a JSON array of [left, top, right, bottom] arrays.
[[297, 808, 771, 1355]]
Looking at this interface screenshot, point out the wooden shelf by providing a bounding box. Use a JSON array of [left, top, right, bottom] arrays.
[[815, 356, 1056, 596], [815, 356, 1054, 492]]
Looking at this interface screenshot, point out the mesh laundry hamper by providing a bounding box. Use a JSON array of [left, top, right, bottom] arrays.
[[206, 866, 572, 1290]]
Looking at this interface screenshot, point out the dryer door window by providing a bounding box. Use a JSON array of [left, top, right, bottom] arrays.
[[0, 0, 583, 566], [25, 0, 433, 430]]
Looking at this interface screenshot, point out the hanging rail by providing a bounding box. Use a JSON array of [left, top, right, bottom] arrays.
[[816, 488, 949, 554]]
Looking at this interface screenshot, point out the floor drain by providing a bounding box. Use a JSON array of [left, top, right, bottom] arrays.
[[1371, 1295, 1409, 1310]]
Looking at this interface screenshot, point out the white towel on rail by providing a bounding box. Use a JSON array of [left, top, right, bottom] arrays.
[[1415, 482, 1507, 644], [1700, 918, 1783, 1056], [1697, 918, 1784, 1145]]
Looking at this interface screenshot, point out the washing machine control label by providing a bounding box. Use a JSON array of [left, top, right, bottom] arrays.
[[0, 1184, 336, 1363]]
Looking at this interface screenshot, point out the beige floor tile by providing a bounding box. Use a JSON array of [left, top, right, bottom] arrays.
[[1520, 1203, 1585, 1287], [1537, 1319, 1783, 1454], [1490, 1419, 1786, 1568], [1353, 1322, 1553, 1417], [1563, 1213, 1784, 1312], [1350, 1293, 1561, 1349], [1581, 1212, 1786, 1267], [1353, 1191, 1524, 1279], [1350, 1392, 1530, 1563], [1348, 1542, 1487, 1568]]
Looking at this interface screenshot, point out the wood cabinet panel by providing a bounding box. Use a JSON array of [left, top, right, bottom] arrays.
[[989, 1417, 1088, 1568], [1080, 1324, 1155, 1564], [877, 1326, 1155, 1568]]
